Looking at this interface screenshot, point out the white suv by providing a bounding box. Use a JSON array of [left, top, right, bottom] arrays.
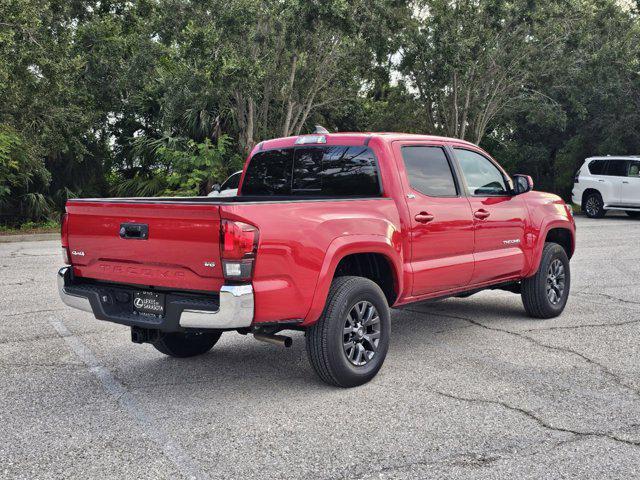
[[572, 156, 640, 218]]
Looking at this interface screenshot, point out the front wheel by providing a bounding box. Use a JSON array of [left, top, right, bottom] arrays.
[[521, 242, 571, 319], [306, 276, 391, 387], [626, 211, 640, 218], [153, 330, 222, 358]]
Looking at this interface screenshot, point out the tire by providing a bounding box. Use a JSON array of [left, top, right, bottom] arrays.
[[583, 192, 606, 218], [306, 276, 391, 388], [521, 242, 571, 319], [626, 211, 640, 218], [153, 330, 222, 358]]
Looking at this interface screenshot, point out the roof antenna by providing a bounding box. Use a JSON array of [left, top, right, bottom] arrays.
[[313, 125, 330, 134]]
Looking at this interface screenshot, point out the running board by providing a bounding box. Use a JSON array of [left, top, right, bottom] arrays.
[[605, 206, 640, 212]]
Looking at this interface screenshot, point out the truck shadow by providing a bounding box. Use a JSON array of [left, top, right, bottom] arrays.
[[123, 295, 530, 395]]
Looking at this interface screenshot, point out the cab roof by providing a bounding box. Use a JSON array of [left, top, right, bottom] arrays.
[[256, 132, 478, 152], [585, 155, 640, 161]]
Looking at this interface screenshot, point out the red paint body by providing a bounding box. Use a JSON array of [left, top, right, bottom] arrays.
[[64, 133, 576, 326]]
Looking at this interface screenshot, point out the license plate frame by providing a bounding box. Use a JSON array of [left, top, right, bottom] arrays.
[[133, 291, 165, 316]]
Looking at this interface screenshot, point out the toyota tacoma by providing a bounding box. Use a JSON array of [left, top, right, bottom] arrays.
[[58, 132, 576, 387]]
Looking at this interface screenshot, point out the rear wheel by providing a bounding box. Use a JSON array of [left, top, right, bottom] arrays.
[[521, 242, 571, 319], [626, 211, 640, 218], [306, 276, 390, 387], [583, 192, 606, 218], [153, 330, 222, 358]]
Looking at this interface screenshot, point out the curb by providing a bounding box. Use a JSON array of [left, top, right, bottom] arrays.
[[0, 233, 59, 243]]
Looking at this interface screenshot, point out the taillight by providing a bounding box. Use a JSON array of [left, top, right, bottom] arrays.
[[220, 220, 258, 282], [61, 213, 70, 264]]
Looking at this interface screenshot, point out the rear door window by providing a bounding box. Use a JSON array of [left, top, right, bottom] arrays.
[[401, 146, 458, 197], [242, 146, 381, 197], [605, 160, 629, 177]]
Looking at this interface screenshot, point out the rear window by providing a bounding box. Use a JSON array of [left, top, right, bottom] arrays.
[[588, 160, 607, 175], [241, 146, 381, 196]]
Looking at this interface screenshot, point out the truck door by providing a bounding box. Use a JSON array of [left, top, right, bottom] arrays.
[[393, 142, 475, 295], [451, 147, 528, 285]]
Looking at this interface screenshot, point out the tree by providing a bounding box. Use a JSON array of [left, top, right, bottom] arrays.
[[400, 0, 577, 144]]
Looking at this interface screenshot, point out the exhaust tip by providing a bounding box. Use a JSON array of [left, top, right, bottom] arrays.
[[254, 333, 292, 348]]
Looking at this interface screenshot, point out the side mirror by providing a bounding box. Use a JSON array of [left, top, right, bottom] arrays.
[[512, 175, 534, 195], [211, 183, 221, 194]]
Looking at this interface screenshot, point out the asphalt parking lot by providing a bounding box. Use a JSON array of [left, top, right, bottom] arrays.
[[2, 214, 640, 479]]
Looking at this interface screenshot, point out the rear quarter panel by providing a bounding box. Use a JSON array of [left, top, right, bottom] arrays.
[[221, 198, 403, 324]]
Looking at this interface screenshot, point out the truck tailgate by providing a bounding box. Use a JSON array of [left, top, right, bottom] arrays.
[[65, 200, 224, 292]]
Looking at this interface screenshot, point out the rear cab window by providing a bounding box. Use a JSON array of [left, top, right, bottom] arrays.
[[241, 146, 381, 197]]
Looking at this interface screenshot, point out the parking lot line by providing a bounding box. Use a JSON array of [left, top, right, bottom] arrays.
[[49, 319, 210, 480]]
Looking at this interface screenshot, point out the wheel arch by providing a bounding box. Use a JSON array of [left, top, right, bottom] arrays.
[[525, 221, 575, 277], [302, 235, 403, 326]]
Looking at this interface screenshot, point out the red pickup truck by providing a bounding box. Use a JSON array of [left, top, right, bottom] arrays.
[[58, 132, 576, 387]]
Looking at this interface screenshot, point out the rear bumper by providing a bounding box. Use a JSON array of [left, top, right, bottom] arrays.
[[57, 267, 254, 331]]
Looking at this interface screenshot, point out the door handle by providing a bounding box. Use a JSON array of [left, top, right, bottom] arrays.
[[598, 179, 605, 182], [623, 181, 629, 184], [415, 212, 434, 223], [474, 209, 491, 220]]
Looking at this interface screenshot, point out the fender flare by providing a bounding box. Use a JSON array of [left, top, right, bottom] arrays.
[[301, 235, 403, 326], [525, 218, 575, 277]]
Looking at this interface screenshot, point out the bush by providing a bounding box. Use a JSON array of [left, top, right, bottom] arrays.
[[0, 125, 52, 226]]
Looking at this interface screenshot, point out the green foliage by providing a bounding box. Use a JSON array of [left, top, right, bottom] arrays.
[[111, 135, 242, 197], [0, 125, 51, 224], [1, 0, 640, 224]]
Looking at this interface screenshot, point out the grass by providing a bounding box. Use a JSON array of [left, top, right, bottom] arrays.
[[0, 220, 60, 236]]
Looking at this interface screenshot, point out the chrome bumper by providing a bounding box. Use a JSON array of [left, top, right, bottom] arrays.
[[179, 285, 254, 329], [57, 267, 254, 330], [57, 267, 93, 313]]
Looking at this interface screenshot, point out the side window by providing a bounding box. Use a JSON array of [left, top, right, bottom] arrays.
[[605, 160, 629, 177], [588, 160, 607, 175], [629, 161, 640, 177], [401, 146, 457, 197], [454, 148, 508, 196], [222, 172, 241, 190]]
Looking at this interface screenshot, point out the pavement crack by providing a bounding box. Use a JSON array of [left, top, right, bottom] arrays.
[[0, 334, 63, 345], [0, 277, 35, 286], [574, 290, 640, 307], [410, 308, 640, 400], [1, 308, 65, 318], [523, 318, 640, 332], [433, 389, 640, 448]]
